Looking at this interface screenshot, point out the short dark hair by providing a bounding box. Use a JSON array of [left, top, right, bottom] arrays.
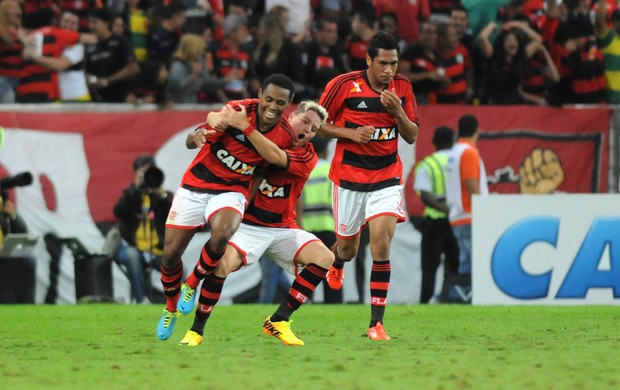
[[261, 74, 295, 99], [432, 126, 455, 149], [612, 9, 620, 23], [133, 154, 155, 171], [458, 115, 479, 138], [368, 31, 400, 59]]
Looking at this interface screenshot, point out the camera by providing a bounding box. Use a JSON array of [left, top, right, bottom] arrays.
[[0, 172, 33, 190], [0, 172, 33, 202], [142, 166, 164, 190]]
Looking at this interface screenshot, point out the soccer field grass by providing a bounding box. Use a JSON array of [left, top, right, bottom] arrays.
[[1, 304, 618, 389]]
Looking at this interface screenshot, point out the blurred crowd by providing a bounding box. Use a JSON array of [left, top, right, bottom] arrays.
[[1, 0, 619, 108]]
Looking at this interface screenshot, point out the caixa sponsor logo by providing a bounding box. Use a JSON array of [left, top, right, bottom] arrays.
[[491, 216, 620, 299]]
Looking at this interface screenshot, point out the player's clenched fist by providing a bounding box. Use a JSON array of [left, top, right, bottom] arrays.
[[519, 148, 564, 194], [352, 126, 375, 144]]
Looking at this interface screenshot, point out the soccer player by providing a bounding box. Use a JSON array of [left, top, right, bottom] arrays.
[[156, 74, 296, 341], [176, 101, 334, 347], [318, 31, 420, 340]]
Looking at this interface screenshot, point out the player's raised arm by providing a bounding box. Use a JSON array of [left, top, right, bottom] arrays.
[[380, 88, 418, 144], [220, 104, 289, 167]]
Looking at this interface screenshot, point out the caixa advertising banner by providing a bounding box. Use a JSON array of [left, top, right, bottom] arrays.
[[473, 195, 620, 305]]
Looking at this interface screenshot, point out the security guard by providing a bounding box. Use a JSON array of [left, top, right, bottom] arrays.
[[413, 126, 460, 303]]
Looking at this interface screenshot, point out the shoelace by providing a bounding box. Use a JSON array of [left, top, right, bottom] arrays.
[[162, 311, 175, 327], [181, 286, 194, 302]]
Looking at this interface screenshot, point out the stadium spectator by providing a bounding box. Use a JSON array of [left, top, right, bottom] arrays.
[[319, 31, 419, 340], [112, 154, 173, 304], [126, 58, 168, 105], [435, 22, 474, 104], [399, 20, 447, 105], [0, 187, 36, 304], [176, 100, 331, 347], [155, 74, 296, 341], [26, 11, 92, 102], [166, 33, 220, 104], [346, 2, 377, 71], [378, 12, 406, 52], [373, 0, 430, 44], [520, 42, 560, 106], [209, 12, 251, 101], [266, 1, 313, 45], [0, 0, 25, 103], [414, 126, 459, 304], [595, 0, 620, 104], [18, 7, 97, 103], [85, 7, 139, 102], [147, 0, 186, 67], [478, 20, 543, 105], [302, 17, 349, 99], [446, 115, 488, 302], [251, 12, 305, 97], [112, 13, 128, 38], [124, 0, 149, 63], [450, 4, 476, 65], [58, 0, 103, 32]]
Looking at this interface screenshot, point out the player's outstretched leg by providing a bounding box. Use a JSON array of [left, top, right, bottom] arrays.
[[263, 263, 328, 346]]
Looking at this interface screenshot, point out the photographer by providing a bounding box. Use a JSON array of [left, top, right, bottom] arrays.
[[0, 194, 28, 239], [112, 155, 173, 304], [0, 176, 35, 304]]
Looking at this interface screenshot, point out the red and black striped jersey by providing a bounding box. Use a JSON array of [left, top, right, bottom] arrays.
[[564, 42, 606, 104], [522, 51, 546, 97], [319, 70, 419, 192], [181, 99, 295, 197], [0, 32, 23, 78], [244, 143, 317, 228], [210, 40, 251, 87], [17, 27, 81, 102], [437, 44, 471, 104]]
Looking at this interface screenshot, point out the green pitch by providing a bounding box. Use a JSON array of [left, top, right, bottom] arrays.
[[1, 304, 617, 389]]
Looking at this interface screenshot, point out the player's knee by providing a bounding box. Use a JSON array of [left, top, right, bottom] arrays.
[[162, 246, 183, 267], [337, 244, 357, 262], [209, 230, 235, 252], [314, 249, 335, 269]]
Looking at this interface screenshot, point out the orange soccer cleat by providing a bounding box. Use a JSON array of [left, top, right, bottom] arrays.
[[368, 322, 391, 341], [325, 265, 344, 290]]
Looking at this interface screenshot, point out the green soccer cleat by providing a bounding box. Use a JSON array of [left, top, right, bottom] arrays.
[[179, 330, 203, 347], [262, 317, 304, 346], [157, 308, 179, 340], [177, 283, 197, 315]]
